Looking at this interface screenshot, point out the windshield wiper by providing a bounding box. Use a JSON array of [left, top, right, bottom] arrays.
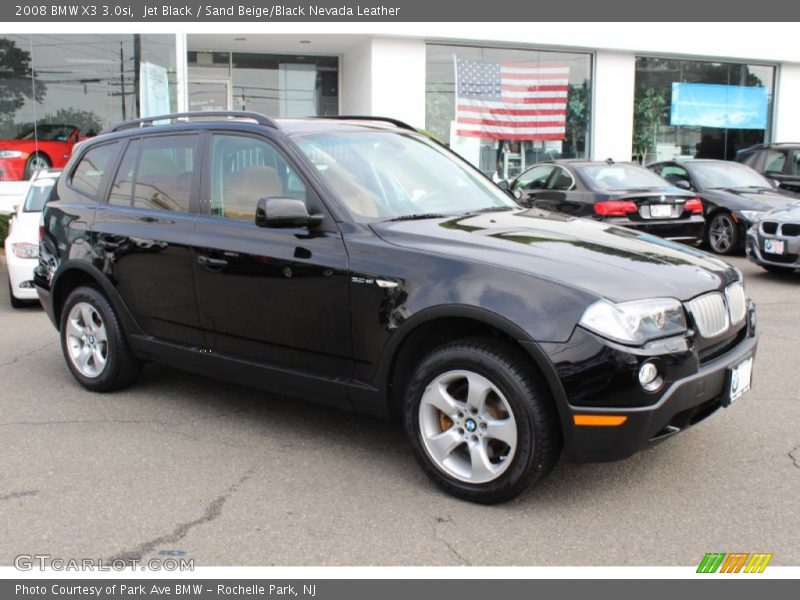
[[386, 212, 449, 222], [465, 206, 516, 214]]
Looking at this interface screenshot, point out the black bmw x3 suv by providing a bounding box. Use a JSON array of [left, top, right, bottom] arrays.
[[35, 112, 758, 503]]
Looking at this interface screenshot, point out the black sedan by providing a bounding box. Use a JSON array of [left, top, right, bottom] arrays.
[[510, 160, 704, 244], [648, 159, 798, 255]]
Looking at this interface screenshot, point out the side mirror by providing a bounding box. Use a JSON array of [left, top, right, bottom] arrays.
[[770, 178, 782, 189], [674, 179, 693, 191], [497, 180, 510, 191], [255, 197, 323, 229]]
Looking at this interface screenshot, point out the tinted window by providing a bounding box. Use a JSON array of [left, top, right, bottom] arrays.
[[71, 142, 118, 197], [794, 152, 800, 175], [547, 167, 574, 191], [658, 164, 690, 185], [134, 136, 197, 211], [108, 136, 197, 211], [108, 139, 140, 207], [514, 166, 554, 191], [763, 150, 788, 174], [210, 134, 307, 221], [577, 164, 672, 191], [23, 177, 58, 212]]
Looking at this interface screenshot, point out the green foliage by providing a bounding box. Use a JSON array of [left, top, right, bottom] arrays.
[[0, 214, 9, 246], [565, 82, 589, 156], [0, 38, 46, 128], [633, 86, 667, 163]]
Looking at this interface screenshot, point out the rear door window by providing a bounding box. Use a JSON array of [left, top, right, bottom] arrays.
[[108, 135, 198, 212], [763, 150, 788, 174]]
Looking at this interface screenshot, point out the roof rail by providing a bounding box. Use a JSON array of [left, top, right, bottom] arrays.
[[313, 115, 417, 132], [100, 111, 279, 134]]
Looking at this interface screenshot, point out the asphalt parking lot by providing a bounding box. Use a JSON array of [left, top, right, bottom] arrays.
[[0, 254, 798, 567]]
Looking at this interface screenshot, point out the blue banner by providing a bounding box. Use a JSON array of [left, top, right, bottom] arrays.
[[670, 83, 768, 129]]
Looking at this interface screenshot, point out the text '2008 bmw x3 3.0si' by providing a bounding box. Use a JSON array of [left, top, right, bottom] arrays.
[[35, 112, 758, 504]]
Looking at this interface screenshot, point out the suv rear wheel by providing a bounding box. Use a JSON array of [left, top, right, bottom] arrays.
[[60, 286, 142, 391], [403, 338, 561, 504]]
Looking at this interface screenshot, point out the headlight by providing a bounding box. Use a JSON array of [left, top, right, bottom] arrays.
[[579, 298, 687, 345], [11, 242, 38, 259], [0, 150, 26, 159], [738, 210, 764, 223]]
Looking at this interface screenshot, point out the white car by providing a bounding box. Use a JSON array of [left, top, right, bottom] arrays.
[[4, 169, 60, 307]]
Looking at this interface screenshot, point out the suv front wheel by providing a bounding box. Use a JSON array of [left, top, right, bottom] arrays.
[[404, 339, 561, 504], [60, 286, 142, 392]]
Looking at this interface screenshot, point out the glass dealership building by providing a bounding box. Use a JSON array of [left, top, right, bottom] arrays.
[[2, 30, 798, 180]]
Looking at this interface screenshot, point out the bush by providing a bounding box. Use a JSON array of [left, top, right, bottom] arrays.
[[0, 214, 8, 246]]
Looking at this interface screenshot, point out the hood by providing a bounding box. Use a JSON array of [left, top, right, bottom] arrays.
[[761, 201, 800, 223], [702, 187, 799, 212], [371, 209, 738, 303], [0, 139, 39, 153]]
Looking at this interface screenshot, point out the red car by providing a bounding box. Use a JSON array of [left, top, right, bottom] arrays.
[[0, 124, 81, 181]]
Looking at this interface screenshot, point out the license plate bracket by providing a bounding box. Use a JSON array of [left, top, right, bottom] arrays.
[[724, 355, 754, 406], [764, 239, 785, 255]]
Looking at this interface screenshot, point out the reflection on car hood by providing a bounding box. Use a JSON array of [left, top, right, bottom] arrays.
[[760, 201, 800, 223], [371, 209, 738, 303], [702, 187, 799, 211]]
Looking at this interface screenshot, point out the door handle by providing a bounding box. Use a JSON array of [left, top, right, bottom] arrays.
[[196, 254, 228, 270]]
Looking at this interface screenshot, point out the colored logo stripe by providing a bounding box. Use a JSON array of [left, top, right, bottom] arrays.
[[697, 552, 773, 573]]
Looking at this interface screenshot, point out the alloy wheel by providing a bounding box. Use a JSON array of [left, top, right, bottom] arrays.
[[418, 369, 518, 484], [65, 301, 109, 378], [709, 213, 736, 254]]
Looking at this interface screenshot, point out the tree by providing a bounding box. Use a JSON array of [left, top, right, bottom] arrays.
[[0, 38, 46, 125], [633, 86, 667, 164], [565, 82, 589, 157]]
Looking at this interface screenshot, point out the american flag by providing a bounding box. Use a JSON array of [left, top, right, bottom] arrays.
[[454, 56, 570, 141]]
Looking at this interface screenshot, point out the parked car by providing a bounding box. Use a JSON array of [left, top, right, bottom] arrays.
[[36, 112, 757, 504], [0, 180, 30, 216], [746, 201, 800, 274], [735, 143, 800, 193], [4, 169, 60, 307], [647, 159, 798, 255], [0, 124, 81, 181], [509, 160, 704, 244]]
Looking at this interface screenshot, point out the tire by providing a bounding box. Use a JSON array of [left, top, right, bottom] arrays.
[[8, 275, 27, 309], [761, 264, 795, 275], [59, 285, 142, 392], [23, 152, 51, 179], [403, 338, 562, 504], [706, 211, 740, 255]]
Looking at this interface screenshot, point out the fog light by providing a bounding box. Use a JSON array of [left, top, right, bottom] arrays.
[[639, 360, 664, 392]]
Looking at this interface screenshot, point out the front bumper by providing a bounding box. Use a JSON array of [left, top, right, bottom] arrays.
[[603, 215, 704, 243], [532, 302, 758, 462], [746, 226, 800, 269]]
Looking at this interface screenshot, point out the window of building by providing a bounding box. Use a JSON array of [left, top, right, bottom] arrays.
[[0, 34, 177, 180], [70, 142, 119, 197], [187, 51, 339, 116], [633, 57, 775, 162], [425, 44, 592, 180]]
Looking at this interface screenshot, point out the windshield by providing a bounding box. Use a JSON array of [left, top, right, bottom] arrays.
[[577, 164, 673, 191], [23, 177, 57, 212], [688, 162, 772, 190], [16, 124, 77, 142], [294, 130, 517, 221]]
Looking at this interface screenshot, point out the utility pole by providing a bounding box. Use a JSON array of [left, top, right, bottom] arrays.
[[119, 42, 126, 120]]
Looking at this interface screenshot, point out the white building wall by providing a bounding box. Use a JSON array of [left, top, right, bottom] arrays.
[[774, 63, 800, 142], [369, 38, 426, 128], [341, 37, 426, 128], [341, 40, 373, 115], [592, 52, 636, 162]]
